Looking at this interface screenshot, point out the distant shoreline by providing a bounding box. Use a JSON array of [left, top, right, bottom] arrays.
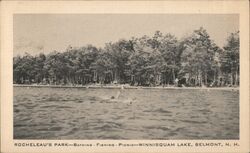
[[13, 84, 239, 91]]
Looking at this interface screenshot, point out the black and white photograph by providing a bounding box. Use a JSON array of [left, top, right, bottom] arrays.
[[12, 14, 240, 140]]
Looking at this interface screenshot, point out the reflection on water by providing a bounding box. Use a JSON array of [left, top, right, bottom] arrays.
[[14, 87, 239, 139]]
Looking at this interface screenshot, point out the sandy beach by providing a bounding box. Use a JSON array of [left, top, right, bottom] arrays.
[[13, 84, 239, 91]]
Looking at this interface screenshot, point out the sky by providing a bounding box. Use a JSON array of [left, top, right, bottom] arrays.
[[13, 14, 239, 56]]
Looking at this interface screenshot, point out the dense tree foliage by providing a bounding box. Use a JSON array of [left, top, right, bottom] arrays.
[[13, 27, 239, 87], [220, 31, 239, 86]]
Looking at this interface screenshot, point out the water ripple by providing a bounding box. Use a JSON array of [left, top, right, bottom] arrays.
[[14, 87, 239, 139]]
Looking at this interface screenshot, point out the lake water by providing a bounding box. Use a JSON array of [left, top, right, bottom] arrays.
[[14, 87, 239, 139]]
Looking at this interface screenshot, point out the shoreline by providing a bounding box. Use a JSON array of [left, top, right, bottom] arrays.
[[13, 84, 239, 91]]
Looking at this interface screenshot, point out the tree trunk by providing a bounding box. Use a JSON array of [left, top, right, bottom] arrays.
[[195, 75, 198, 86], [205, 72, 207, 86], [235, 71, 238, 86], [172, 68, 175, 84], [230, 66, 234, 86], [165, 72, 167, 86], [231, 73, 233, 86], [213, 69, 216, 85]]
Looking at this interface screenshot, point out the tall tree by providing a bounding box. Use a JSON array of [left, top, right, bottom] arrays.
[[220, 31, 239, 86], [181, 27, 219, 86], [158, 33, 179, 85], [104, 39, 134, 83]]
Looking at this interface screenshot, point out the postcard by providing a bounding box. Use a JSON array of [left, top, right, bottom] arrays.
[[1, 0, 249, 153]]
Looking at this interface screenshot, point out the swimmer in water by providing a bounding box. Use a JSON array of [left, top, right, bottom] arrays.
[[111, 85, 124, 99]]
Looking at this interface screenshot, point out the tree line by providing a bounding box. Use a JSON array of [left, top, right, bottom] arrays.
[[13, 27, 239, 87]]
